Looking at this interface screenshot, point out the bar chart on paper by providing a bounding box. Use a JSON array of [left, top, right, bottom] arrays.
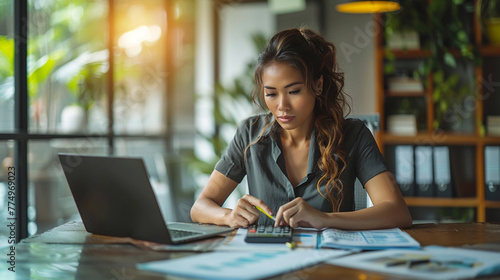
[[319, 228, 421, 250], [137, 250, 349, 280]]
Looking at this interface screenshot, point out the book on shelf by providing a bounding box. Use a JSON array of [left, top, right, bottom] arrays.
[[387, 115, 417, 136]]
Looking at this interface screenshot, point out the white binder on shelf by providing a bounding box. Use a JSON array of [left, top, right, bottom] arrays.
[[485, 146, 500, 201], [395, 145, 415, 196], [433, 146, 453, 197], [415, 146, 434, 197]]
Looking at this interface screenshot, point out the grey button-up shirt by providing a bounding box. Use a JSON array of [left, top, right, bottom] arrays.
[[215, 114, 387, 225]]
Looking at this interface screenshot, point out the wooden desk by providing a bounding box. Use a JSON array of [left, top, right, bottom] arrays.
[[1, 222, 500, 280]]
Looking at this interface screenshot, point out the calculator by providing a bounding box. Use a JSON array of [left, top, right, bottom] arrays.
[[244, 224, 293, 243]]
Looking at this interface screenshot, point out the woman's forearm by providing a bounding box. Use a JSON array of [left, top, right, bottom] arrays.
[[190, 197, 231, 226], [191, 170, 240, 226], [324, 201, 412, 230]]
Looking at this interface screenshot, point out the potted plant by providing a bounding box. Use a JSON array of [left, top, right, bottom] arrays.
[[480, 0, 500, 45]]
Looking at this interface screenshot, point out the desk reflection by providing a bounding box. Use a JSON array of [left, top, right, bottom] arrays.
[[2, 222, 500, 280], [0, 241, 189, 279], [0, 242, 81, 279]]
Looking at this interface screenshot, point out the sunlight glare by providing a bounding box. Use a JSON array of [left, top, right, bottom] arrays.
[[118, 25, 162, 57]]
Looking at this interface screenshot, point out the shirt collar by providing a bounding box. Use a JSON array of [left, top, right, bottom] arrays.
[[266, 118, 320, 176]]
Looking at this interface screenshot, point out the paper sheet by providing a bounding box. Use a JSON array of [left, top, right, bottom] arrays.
[[326, 246, 500, 280], [320, 227, 421, 250], [138, 249, 350, 280]]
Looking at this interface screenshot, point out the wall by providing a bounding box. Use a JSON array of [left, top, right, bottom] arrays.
[[219, 2, 275, 88], [276, 1, 320, 32], [323, 1, 377, 115]]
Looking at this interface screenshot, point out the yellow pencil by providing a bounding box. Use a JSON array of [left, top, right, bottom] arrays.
[[255, 205, 275, 221]]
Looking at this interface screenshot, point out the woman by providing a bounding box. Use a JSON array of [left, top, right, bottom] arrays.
[[191, 28, 412, 230]]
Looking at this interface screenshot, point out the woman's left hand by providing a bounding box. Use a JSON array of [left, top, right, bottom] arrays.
[[274, 197, 328, 229]]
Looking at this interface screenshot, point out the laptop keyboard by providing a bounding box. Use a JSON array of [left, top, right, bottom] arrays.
[[169, 228, 202, 239]]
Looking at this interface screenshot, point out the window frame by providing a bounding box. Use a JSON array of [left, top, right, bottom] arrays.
[[7, 0, 180, 242]]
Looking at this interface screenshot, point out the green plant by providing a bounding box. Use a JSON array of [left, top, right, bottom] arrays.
[[0, 36, 64, 101], [428, 0, 479, 130], [0, 35, 106, 114], [55, 50, 108, 112], [384, 0, 479, 131], [432, 71, 472, 130]]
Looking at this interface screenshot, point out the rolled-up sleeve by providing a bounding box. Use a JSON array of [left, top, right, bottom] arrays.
[[214, 120, 249, 183], [353, 124, 388, 186]]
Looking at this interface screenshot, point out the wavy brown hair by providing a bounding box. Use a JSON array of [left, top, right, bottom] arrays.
[[250, 28, 351, 212]]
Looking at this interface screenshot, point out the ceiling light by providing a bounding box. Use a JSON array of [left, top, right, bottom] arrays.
[[336, 1, 400, 14]]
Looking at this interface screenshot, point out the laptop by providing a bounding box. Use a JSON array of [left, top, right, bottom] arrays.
[[58, 153, 234, 244]]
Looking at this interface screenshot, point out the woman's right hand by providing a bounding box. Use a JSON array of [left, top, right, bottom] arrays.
[[224, 194, 273, 228]]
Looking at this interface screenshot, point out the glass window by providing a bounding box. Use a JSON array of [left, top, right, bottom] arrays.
[[28, 0, 108, 134], [0, 1, 14, 133], [113, 0, 168, 135], [112, 0, 196, 136], [0, 140, 15, 248], [28, 139, 108, 235]]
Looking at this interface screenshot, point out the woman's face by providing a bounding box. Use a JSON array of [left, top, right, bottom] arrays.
[[262, 62, 319, 133]]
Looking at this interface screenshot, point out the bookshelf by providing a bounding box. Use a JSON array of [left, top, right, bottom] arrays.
[[374, 0, 500, 222]]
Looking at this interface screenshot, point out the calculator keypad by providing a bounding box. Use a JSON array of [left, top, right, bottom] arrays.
[[244, 225, 293, 243]]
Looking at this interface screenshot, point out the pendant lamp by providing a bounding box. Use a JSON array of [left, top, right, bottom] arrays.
[[336, 0, 401, 14]]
